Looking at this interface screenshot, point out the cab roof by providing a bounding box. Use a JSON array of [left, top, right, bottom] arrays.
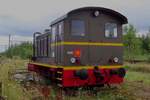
[[50, 7, 128, 26]]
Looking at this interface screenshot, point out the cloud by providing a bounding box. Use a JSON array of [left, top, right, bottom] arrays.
[[0, 0, 150, 36], [0, 14, 50, 36], [0, 35, 32, 45], [0, 0, 150, 52]]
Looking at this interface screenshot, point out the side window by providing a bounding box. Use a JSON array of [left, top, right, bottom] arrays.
[[51, 25, 57, 58], [58, 22, 64, 35], [35, 40, 37, 56], [44, 38, 47, 57], [41, 39, 44, 57], [36, 40, 39, 56], [71, 20, 85, 36], [38, 40, 40, 56], [48, 35, 51, 57], [52, 26, 57, 42], [46, 36, 49, 57], [105, 23, 117, 38], [58, 22, 64, 40], [40, 39, 42, 56], [38, 40, 41, 56]]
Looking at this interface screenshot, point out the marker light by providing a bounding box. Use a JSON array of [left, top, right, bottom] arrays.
[[70, 57, 76, 63], [114, 57, 119, 63], [73, 49, 81, 57], [94, 11, 100, 17]]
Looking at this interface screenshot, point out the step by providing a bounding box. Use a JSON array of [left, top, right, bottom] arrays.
[[57, 71, 63, 74], [57, 84, 63, 87], [56, 78, 62, 81]]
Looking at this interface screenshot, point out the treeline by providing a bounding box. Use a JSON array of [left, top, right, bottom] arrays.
[[124, 24, 150, 61], [1, 24, 150, 60], [0, 42, 33, 59]]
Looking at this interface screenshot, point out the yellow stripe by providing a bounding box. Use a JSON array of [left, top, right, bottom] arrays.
[[30, 62, 123, 70], [64, 65, 123, 70], [30, 62, 58, 68], [51, 42, 123, 46]]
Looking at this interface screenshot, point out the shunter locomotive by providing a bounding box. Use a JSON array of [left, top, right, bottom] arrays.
[[28, 7, 128, 87]]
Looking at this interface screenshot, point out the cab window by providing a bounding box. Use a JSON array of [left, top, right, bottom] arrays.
[[105, 23, 117, 38], [71, 20, 85, 36]]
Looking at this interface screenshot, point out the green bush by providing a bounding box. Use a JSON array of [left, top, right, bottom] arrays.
[[147, 55, 150, 63], [2, 42, 33, 59]]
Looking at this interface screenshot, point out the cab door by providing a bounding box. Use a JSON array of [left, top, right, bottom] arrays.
[[88, 16, 121, 65]]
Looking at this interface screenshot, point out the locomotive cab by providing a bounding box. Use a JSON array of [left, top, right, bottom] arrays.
[[50, 7, 127, 66]]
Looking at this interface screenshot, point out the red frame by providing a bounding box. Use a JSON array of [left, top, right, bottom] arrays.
[[28, 63, 124, 87], [63, 69, 123, 87]]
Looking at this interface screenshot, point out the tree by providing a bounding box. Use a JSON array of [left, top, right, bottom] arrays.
[[2, 42, 33, 59], [123, 24, 142, 61], [141, 30, 150, 54]]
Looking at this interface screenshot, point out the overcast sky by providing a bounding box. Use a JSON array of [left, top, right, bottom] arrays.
[[0, 0, 150, 51]]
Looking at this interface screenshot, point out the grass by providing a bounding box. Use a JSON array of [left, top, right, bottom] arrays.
[[126, 71, 150, 85], [125, 62, 150, 73], [0, 57, 150, 100], [0, 57, 30, 100], [125, 62, 150, 85], [124, 54, 150, 61]]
